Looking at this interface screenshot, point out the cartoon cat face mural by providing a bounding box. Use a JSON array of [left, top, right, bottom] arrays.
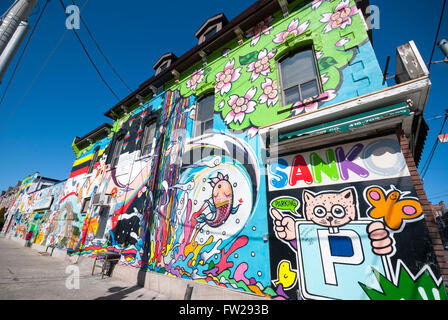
[[2, 0, 445, 301], [267, 135, 446, 300], [303, 188, 357, 229]]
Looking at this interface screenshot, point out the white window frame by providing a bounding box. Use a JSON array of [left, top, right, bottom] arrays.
[[193, 93, 214, 139], [87, 147, 100, 174], [111, 137, 124, 168], [81, 197, 91, 214], [140, 121, 157, 158], [277, 46, 322, 107], [94, 207, 110, 240]]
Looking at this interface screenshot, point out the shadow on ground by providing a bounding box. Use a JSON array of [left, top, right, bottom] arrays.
[[94, 269, 151, 300]]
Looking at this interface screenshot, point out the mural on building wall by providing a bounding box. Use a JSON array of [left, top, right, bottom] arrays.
[[2, 172, 40, 236], [143, 130, 273, 296], [73, 92, 168, 265], [2, 176, 67, 245], [124, 0, 389, 296], [2, 0, 446, 301], [60, 89, 274, 297], [266, 135, 447, 300], [57, 141, 110, 252], [22, 137, 112, 252], [31, 181, 66, 246], [177, 0, 386, 138]]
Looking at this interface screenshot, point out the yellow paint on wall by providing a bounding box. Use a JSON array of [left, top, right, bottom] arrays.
[[72, 149, 105, 167]]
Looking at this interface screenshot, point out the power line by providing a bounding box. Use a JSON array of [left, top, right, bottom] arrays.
[[428, 0, 447, 71], [70, 0, 132, 93], [428, 192, 448, 200], [0, 0, 91, 133], [58, 0, 120, 101], [428, 189, 448, 198], [420, 113, 447, 179], [0, 0, 50, 106], [0, 30, 69, 132], [420, 109, 448, 179], [426, 114, 445, 121]]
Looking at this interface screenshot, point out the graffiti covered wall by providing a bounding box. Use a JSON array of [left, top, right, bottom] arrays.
[[52, 135, 112, 252], [267, 135, 447, 300], [1, 0, 445, 301], [27, 181, 66, 246], [77, 92, 168, 264], [2, 177, 67, 244], [127, 0, 389, 296], [2, 172, 40, 236], [64, 0, 444, 299]]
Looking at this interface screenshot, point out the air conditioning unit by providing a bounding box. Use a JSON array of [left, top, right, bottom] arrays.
[[91, 192, 111, 207], [395, 41, 429, 84]]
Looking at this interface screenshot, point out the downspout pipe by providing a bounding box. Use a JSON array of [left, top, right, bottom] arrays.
[[0, 0, 37, 55]]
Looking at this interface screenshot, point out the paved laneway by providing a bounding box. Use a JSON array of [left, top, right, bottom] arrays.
[[0, 236, 169, 300]]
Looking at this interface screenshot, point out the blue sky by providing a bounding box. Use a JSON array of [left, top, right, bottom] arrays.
[[0, 0, 447, 204]]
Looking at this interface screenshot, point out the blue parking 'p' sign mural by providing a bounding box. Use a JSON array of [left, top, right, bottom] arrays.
[[267, 135, 444, 300], [296, 221, 388, 299]]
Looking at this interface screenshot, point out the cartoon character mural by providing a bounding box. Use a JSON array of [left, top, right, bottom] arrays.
[[144, 128, 273, 296], [267, 135, 447, 300], [195, 172, 241, 228], [39, 137, 111, 252], [66, 0, 423, 298], [2, 172, 40, 235], [2, 0, 444, 301]]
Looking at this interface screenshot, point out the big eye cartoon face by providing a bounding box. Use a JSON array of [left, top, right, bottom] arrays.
[[331, 205, 346, 218], [313, 205, 327, 218], [303, 188, 357, 228]]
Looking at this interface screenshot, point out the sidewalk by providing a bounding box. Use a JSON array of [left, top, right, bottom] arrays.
[[0, 236, 169, 300]]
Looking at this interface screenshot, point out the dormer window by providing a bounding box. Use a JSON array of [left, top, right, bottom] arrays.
[[153, 52, 178, 75], [158, 62, 168, 72], [203, 27, 217, 41], [195, 13, 228, 45]]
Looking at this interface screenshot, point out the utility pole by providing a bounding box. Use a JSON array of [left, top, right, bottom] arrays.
[[0, 0, 38, 82]]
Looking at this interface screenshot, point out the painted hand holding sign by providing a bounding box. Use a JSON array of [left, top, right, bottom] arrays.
[[270, 187, 392, 299], [271, 187, 394, 255], [266, 135, 445, 300]]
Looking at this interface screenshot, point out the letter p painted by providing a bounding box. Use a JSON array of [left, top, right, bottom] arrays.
[[317, 229, 364, 286]]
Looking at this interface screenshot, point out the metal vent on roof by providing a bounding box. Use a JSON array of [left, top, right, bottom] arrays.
[[395, 41, 429, 84]]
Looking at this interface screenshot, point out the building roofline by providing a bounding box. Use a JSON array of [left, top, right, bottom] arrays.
[[152, 52, 178, 70], [104, 0, 374, 121], [73, 123, 113, 148], [38, 177, 62, 183], [194, 12, 229, 38], [355, 0, 372, 44], [104, 0, 281, 120]]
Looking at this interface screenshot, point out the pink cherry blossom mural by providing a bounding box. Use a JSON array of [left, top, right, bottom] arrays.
[[215, 59, 242, 96], [320, 0, 358, 33], [225, 87, 257, 125], [246, 49, 277, 82]]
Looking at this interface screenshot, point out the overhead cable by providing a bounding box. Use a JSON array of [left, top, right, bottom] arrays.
[[58, 0, 120, 101]]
